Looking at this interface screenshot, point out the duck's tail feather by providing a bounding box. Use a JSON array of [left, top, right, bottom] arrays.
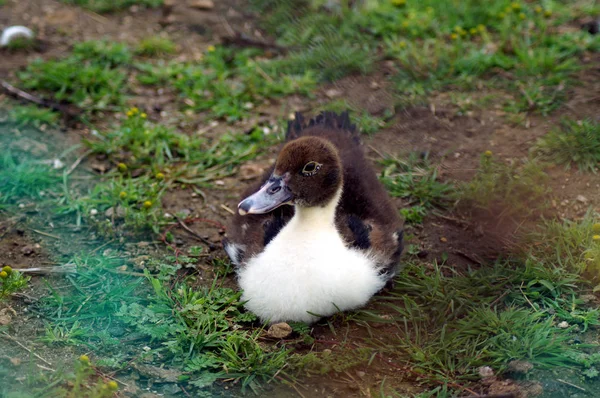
[[286, 110, 360, 144]]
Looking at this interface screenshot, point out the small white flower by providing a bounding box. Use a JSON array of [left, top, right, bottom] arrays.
[[90, 209, 98, 216]]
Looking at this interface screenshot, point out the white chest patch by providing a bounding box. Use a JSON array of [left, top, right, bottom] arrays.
[[237, 213, 386, 324]]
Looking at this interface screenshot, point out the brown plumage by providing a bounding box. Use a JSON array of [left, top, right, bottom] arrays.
[[223, 111, 403, 280]]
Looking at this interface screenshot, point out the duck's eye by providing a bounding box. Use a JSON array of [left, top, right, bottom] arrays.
[[301, 161, 321, 177]]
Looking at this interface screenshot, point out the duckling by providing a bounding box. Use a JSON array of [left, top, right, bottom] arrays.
[[223, 111, 403, 324]]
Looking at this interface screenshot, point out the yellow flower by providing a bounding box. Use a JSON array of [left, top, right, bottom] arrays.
[[401, 21, 410, 28], [141, 113, 147, 119], [126, 110, 133, 117], [2, 265, 12, 274], [79, 355, 90, 363], [0, 271, 7, 279], [107, 381, 119, 391], [477, 24, 486, 32], [593, 235, 600, 241], [391, 0, 406, 6], [499, 12, 506, 19], [469, 28, 477, 35], [511, 2, 521, 11], [207, 45, 216, 52], [117, 163, 127, 172], [544, 10, 552, 18], [119, 191, 127, 199], [155, 172, 165, 180], [143, 201, 153, 209], [519, 12, 526, 20], [593, 223, 600, 233], [450, 33, 459, 40], [484, 150, 493, 157], [534, 6, 542, 14]]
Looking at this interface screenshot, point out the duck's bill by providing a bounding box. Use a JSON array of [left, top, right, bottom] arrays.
[[238, 176, 293, 215]]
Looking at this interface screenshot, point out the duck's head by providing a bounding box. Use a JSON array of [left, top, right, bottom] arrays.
[[238, 136, 342, 215]]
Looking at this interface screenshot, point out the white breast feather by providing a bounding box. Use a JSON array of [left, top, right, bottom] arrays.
[[238, 206, 386, 324]]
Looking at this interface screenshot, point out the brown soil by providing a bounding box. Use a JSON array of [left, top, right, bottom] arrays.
[[1, 0, 600, 397]]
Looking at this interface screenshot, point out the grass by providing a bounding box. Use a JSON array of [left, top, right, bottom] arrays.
[[1, 355, 120, 398], [252, 0, 598, 114], [165, 47, 316, 122], [16, 40, 132, 112], [36, 252, 290, 394], [8, 105, 59, 128], [366, 211, 600, 390], [67, 110, 279, 233], [250, 1, 374, 81], [534, 118, 600, 172], [4, 36, 36, 51], [18, 41, 132, 111], [377, 153, 454, 224], [525, 212, 600, 288], [16, 41, 315, 121], [3, 1, 600, 396], [379, 153, 453, 223], [15, 41, 133, 110], [60, 0, 163, 13], [362, 254, 594, 387], [0, 153, 61, 204], [457, 151, 550, 219], [136, 36, 177, 57], [17, 59, 127, 110]]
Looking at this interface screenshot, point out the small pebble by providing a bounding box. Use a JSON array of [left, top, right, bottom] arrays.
[[576, 195, 588, 204], [188, 0, 214, 9], [558, 321, 569, 328], [478, 366, 494, 378], [267, 322, 292, 339]]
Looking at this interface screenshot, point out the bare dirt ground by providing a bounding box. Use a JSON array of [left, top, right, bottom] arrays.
[[1, 0, 600, 397]]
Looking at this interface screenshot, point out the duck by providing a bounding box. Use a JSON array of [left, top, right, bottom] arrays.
[[223, 111, 403, 324]]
